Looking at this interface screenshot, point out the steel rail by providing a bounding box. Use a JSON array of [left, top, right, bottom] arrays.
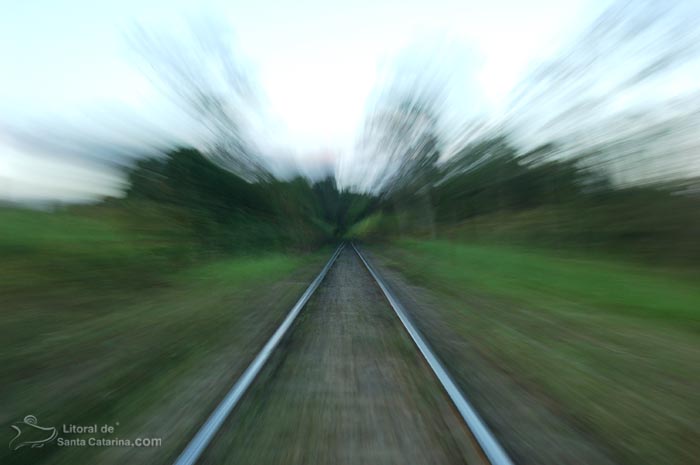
[[352, 242, 514, 465], [172, 243, 345, 465]]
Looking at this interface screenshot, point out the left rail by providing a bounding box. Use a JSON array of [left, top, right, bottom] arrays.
[[172, 243, 345, 465]]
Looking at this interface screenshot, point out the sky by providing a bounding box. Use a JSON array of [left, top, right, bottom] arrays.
[[0, 0, 614, 202]]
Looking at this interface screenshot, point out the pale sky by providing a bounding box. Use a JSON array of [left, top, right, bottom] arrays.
[[0, 0, 613, 201]]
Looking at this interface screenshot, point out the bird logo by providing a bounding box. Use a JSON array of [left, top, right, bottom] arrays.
[[9, 415, 57, 450]]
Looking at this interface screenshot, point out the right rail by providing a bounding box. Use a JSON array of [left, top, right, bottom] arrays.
[[352, 242, 514, 465]]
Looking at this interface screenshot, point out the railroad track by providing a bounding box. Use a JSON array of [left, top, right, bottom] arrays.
[[173, 242, 513, 465]]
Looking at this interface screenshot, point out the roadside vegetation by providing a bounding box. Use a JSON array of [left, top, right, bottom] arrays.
[[373, 240, 699, 465], [1, 245, 327, 465]]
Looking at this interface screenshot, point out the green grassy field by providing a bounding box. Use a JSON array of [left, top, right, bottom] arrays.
[[376, 239, 700, 465], [0, 207, 329, 465], [390, 240, 700, 330], [0, 206, 183, 296]]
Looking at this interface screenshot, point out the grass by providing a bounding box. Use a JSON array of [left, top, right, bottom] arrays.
[[376, 239, 700, 465], [0, 207, 173, 295], [391, 239, 700, 330], [0, 207, 330, 465], [2, 252, 326, 465]]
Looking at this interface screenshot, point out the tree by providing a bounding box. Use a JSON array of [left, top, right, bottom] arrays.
[[129, 21, 269, 181]]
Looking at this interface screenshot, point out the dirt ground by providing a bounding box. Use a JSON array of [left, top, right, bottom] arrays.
[[200, 248, 488, 465]]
